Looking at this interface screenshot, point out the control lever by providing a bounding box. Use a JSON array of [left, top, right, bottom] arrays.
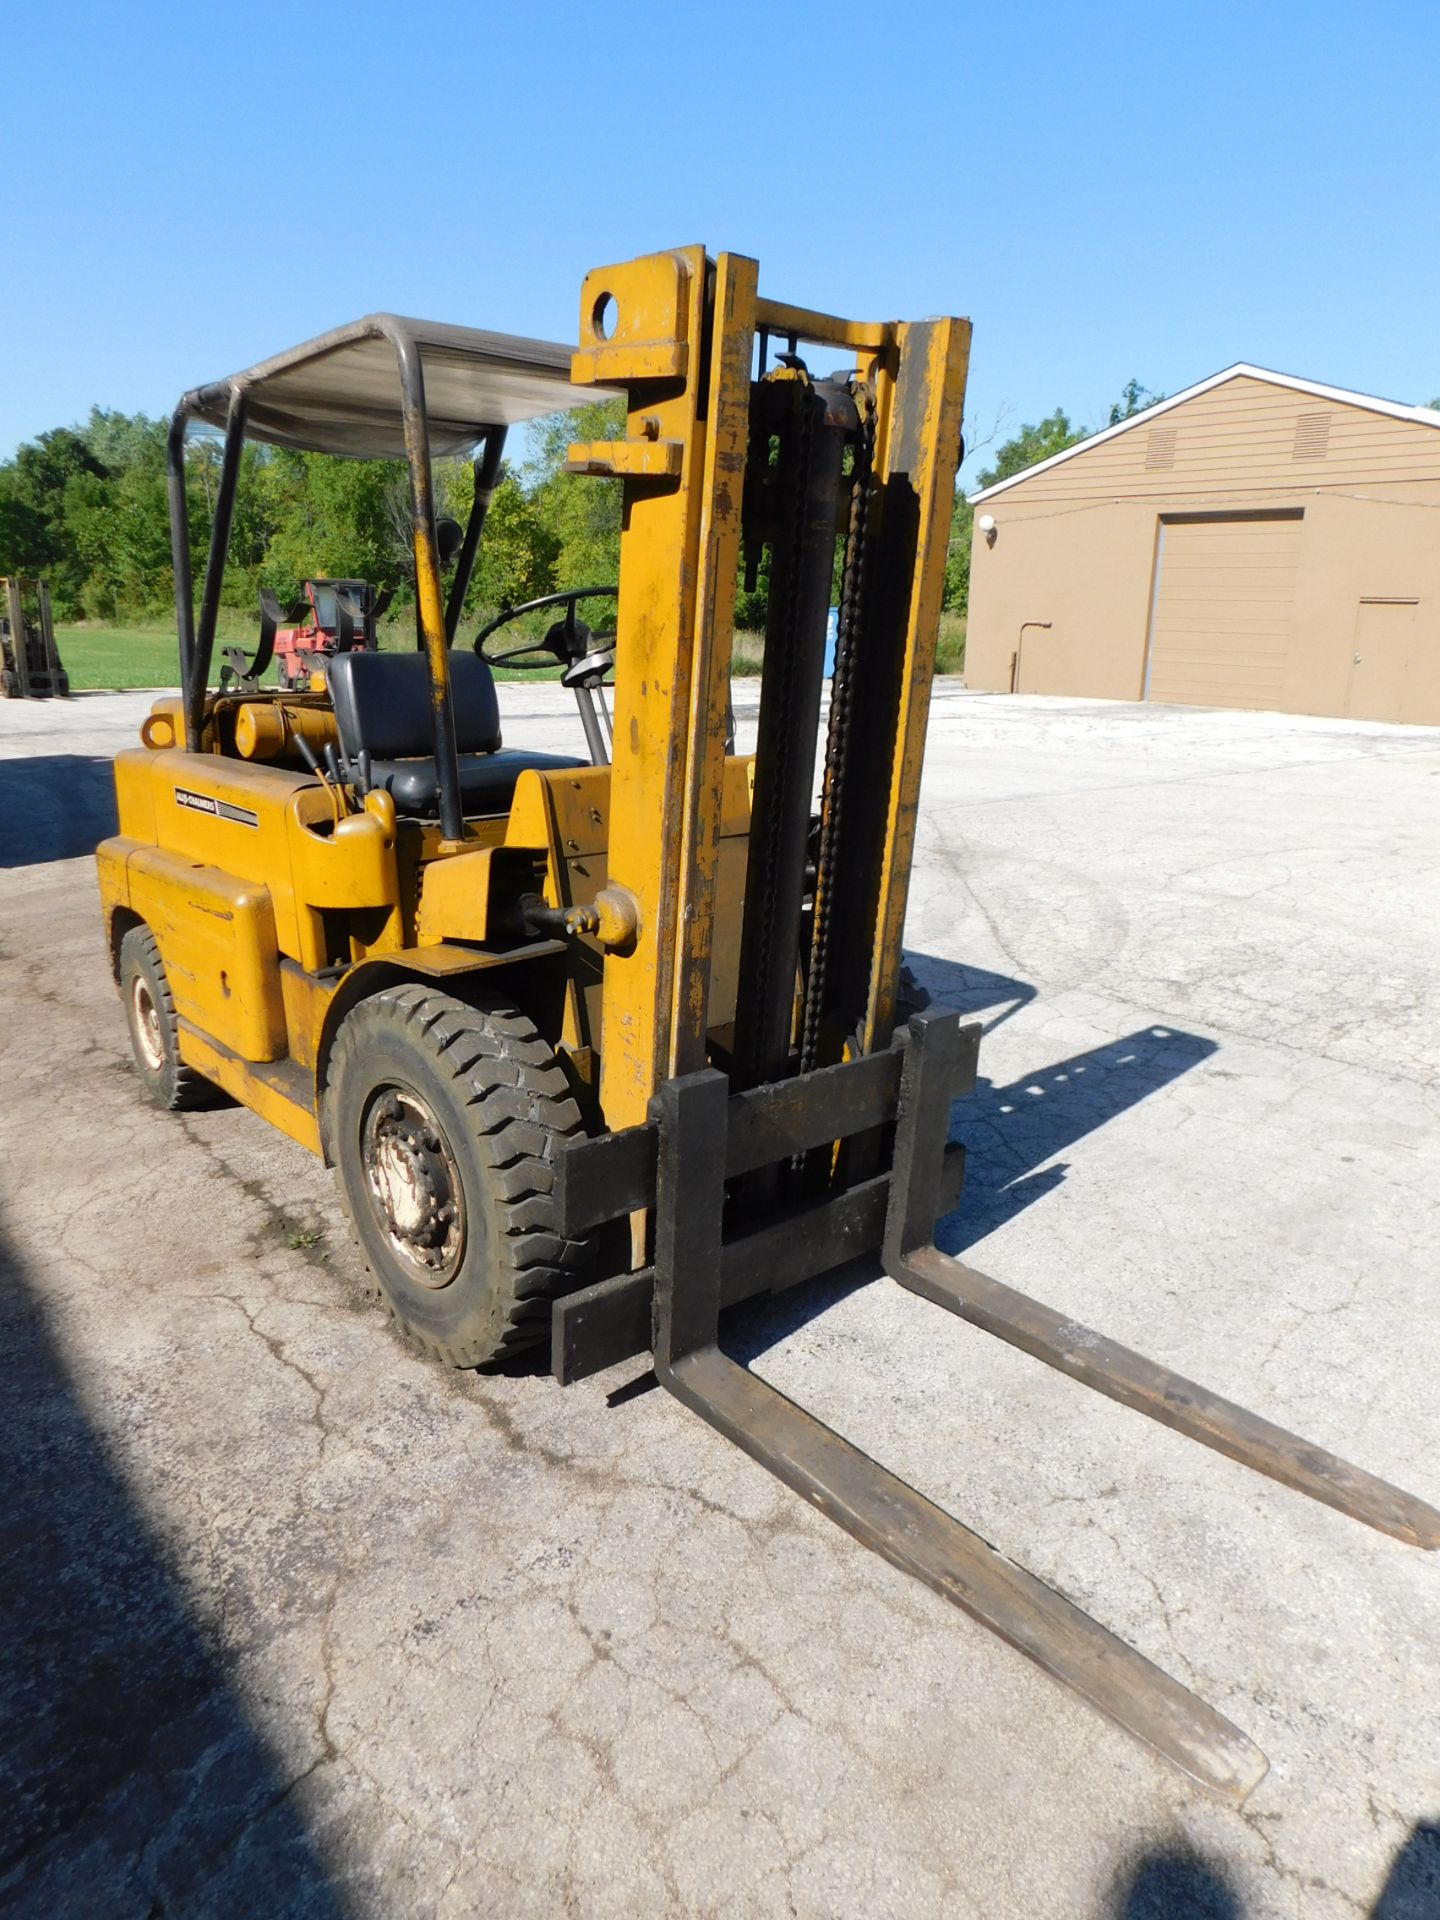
[[294, 736, 325, 778], [294, 734, 347, 823], [324, 741, 359, 811]]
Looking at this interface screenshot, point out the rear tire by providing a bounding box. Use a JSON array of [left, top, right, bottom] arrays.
[[327, 985, 591, 1367], [118, 925, 211, 1111]]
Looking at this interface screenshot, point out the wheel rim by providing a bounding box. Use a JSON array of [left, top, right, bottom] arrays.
[[360, 1085, 466, 1288], [130, 974, 166, 1072]]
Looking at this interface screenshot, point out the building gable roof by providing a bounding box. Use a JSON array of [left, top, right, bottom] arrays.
[[968, 364, 1440, 504]]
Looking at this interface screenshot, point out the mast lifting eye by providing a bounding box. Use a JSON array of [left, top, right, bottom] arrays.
[[591, 292, 617, 341]]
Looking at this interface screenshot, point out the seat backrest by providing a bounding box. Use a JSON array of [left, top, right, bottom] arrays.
[[328, 649, 502, 760]]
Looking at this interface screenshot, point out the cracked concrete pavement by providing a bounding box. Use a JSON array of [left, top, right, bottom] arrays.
[[1, 683, 1437, 1918]]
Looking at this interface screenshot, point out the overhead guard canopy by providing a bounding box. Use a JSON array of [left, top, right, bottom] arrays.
[[180, 314, 619, 459]]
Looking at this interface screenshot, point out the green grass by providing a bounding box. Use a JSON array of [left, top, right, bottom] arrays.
[[936, 612, 966, 677], [58, 623, 184, 690], [55, 618, 563, 690], [732, 630, 766, 676], [731, 614, 966, 680], [58, 611, 967, 693]]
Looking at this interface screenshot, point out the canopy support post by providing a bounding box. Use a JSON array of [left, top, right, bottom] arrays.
[[445, 426, 507, 643], [187, 387, 248, 754], [395, 330, 466, 844], [166, 407, 197, 746]]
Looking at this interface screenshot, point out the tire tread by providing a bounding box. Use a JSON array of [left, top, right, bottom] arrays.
[[119, 926, 210, 1112], [329, 986, 590, 1366]]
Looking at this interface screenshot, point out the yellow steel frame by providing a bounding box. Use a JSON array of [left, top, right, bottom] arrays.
[[564, 247, 751, 1129], [859, 316, 971, 1050], [97, 243, 969, 1184], [569, 250, 970, 1126]]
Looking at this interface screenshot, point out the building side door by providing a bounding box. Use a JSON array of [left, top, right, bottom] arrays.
[[1346, 599, 1417, 722], [1143, 514, 1302, 710], [1015, 621, 1062, 693]]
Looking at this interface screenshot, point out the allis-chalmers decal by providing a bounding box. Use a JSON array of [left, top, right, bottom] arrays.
[[174, 786, 260, 829]]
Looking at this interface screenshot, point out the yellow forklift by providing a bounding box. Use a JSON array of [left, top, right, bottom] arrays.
[[96, 248, 1438, 1801], [1, 576, 69, 697]]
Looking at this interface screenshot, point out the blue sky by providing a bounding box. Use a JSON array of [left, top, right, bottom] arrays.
[[3, 0, 1437, 486]]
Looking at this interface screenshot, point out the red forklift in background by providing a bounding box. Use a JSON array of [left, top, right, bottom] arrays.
[[260, 578, 393, 690]]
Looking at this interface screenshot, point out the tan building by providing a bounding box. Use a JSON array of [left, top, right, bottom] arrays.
[[965, 365, 1440, 723]]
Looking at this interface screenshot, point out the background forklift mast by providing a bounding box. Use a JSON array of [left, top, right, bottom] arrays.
[[1, 576, 69, 698], [95, 249, 1439, 1806]]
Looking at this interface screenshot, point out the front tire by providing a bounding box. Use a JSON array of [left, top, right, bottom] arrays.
[[327, 985, 591, 1366]]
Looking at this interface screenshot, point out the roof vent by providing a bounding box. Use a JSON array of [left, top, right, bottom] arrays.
[[1145, 425, 1177, 471], [1293, 411, 1331, 460]]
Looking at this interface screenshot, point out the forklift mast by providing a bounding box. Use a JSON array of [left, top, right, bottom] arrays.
[[547, 251, 1439, 1802], [565, 250, 968, 1133], [1, 577, 69, 699]]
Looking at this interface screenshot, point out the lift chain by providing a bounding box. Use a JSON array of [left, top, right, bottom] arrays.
[[799, 382, 877, 1077], [747, 375, 818, 1050]]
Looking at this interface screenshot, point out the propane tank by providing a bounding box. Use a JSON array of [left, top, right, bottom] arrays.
[[233, 699, 339, 763]]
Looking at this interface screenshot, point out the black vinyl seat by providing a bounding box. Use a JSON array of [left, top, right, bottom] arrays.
[[327, 649, 583, 818], [370, 747, 585, 817]]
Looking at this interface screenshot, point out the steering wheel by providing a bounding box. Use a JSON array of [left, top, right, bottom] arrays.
[[473, 587, 618, 681]]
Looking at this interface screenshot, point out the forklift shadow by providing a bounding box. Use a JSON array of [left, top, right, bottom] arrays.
[[1105, 1822, 1440, 1918], [904, 949, 1037, 1035], [937, 1019, 1219, 1255], [725, 1017, 1217, 1368], [1111, 1850, 1243, 1917], [0, 1223, 348, 1915], [0, 754, 116, 867], [1372, 1821, 1440, 1917]]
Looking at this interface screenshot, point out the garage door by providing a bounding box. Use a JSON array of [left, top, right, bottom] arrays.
[[1143, 515, 1302, 709]]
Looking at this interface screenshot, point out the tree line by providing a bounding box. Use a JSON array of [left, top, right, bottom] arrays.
[[0, 399, 629, 629], [0, 380, 1169, 634]]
